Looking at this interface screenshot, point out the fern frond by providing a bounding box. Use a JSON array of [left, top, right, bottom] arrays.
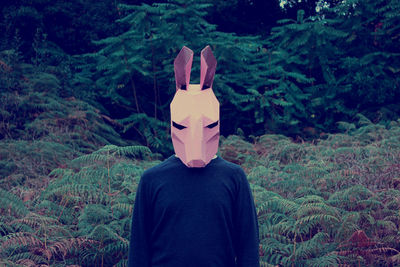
[[305, 253, 340, 267], [0, 188, 28, 217], [7, 252, 47, 265], [0, 232, 43, 252], [48, 237, 96, 258], [96, 144, 151, 158], [71, 153, 112, 166], [112, 203, 133, 216], [46, 184, 110, 204], [297, 214, 340, 234], [295, 232, 330, 259]]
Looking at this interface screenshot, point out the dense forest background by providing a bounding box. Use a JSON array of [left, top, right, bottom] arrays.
[[1, 0, 400, 266]]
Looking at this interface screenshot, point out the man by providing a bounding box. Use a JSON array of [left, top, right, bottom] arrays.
[[128, 46, 259, 267]]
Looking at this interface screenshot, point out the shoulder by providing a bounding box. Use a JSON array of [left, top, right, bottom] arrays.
[[215, 157, 251, 198], [139, 155, 181, 183], [218, 157, 246, 174], [216, 157, 247, 182]]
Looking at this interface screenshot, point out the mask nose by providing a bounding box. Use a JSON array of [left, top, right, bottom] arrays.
[[187, 159, 206, 168], [187, 119, 204, 161]]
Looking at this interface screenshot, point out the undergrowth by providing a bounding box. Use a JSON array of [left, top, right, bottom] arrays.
[[1, 117, 400, 266], [227, 116, 400, 266]]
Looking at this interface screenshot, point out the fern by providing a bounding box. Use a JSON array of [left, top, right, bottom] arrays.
[[33, 145, 155, 265], [0, 189, 28, 217], [254, 183, 341, 266], [242, 119, 400, 266]]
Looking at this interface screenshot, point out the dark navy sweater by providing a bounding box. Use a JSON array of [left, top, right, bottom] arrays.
[[128, 155, 259, 267]]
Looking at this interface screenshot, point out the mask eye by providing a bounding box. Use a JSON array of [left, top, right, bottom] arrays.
[[206, 121, 218, 129], [201, 83, 209, 90], [173, 121, 187, 130]]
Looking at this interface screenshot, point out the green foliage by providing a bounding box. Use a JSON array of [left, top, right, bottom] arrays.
[[218, 135, 257, 165], [266, 9, 349, 133], [0, 189, 29, 218], [2, 116, 400, 266], [2, 0, 400, 140], [117, 113, 172, 156], [0, 85, 126, 188], [221, 118, 400, 266], [0, 42, 131, 208], [336, 0, 400, 117], [69, 0, 400, 145], [0, 41, 122, 144], [0, 0, 120, 55], [0, 145, 156, 266], [0, 46, 24, 92], [258, 0, 400, 134], [80, 0, 285, 145], [255, 187, 340, 266]]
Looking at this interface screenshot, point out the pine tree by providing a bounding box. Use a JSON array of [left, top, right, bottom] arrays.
[[265, 9, 350, 134], [333, 0, 400, 122]]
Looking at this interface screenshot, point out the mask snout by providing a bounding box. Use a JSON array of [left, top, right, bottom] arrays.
[[185, 127, 205, 167], [187, 159, 206, 168]]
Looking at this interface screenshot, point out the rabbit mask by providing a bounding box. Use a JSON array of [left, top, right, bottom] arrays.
[[170, 46, 219, 168]]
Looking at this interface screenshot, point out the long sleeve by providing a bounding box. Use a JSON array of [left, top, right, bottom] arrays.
[[128, 174, 151, 267], [234, 167, 260, 267]]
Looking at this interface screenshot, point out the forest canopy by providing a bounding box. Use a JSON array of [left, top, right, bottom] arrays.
[[1, 0, 398, 152]]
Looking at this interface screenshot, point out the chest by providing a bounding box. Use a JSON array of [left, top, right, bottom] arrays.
[[150, 172, 237, 221]]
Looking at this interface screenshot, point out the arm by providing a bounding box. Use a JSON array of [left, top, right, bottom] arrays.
[[128, 173, 151, 267], [234, 167, 260, 267]]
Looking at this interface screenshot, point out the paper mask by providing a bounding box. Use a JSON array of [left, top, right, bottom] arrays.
[[170, 46, 219, 168]]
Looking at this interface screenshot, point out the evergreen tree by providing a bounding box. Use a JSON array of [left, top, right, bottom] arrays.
[[265, 9, 350, 134], [82, 0, 270, 149], [333, 0, 400, 123]]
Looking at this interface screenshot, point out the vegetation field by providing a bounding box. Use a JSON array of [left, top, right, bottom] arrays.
[[225, 118, 400, 266], [1, 117, 400, 266]]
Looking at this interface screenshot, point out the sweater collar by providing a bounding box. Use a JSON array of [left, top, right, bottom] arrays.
[[172, 154, 219, 168]]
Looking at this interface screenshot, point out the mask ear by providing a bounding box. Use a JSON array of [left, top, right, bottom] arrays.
[[200, 45, 217, 90], [174, 46, 193, 91]]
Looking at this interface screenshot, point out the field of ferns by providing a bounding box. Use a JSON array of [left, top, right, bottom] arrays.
[[1, 115, 400, 266]]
